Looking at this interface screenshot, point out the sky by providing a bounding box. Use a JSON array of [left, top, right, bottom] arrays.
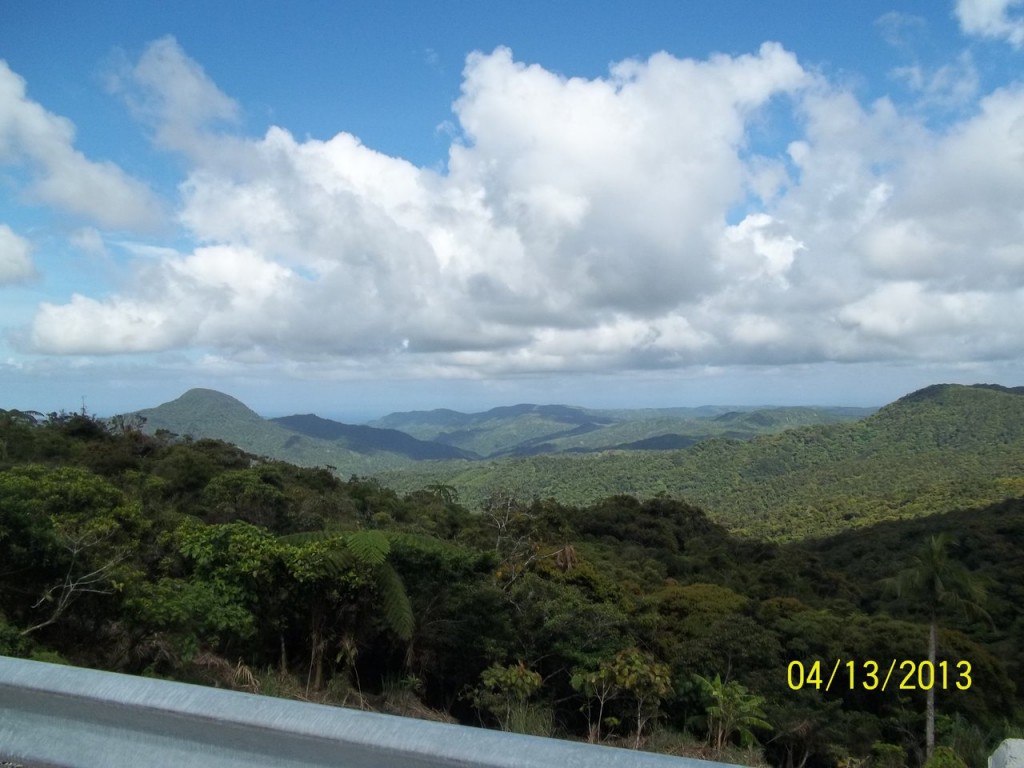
[[2, 1, 1024, 422]]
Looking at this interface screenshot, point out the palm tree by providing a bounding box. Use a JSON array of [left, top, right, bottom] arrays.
[[884, 534, 989, 761]]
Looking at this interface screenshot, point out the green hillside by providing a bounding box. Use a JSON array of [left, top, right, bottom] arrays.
[[372, 403, 874, 457], [371, 403, 616, 457], [1, 408, 1020, 767], [132, 389, 427, 474], [534, 406, 875, 454], [375, 384, 1024, 540], [269, 414, 474, 460], [131, 392, 871, 473]]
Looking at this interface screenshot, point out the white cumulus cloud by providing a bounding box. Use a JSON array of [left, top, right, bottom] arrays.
[[0, 61, 163, 230], [24, 37, 1024, 377], [108, 35, 241, 160], [0, 225, 35, 285], [956, 0, 1024, 46]]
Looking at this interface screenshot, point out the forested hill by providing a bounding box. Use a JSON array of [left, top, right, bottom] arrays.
[[269, 414, 473, 460], [369, 402, 874, 457], [133, 389, 473, 472], [375, 383, 1024, 540], [126, 388, 875, 471], [0, 409, 1020, 767]]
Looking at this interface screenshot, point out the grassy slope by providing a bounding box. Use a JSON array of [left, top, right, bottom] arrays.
[[375, 384, 1024, 540]]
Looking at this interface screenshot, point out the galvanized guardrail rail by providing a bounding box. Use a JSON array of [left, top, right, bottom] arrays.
[[0, 656, 737, 768], [989, 739, 1024, 768]]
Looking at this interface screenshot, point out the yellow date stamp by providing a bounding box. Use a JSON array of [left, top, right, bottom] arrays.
[[787, 660, 972, 692]]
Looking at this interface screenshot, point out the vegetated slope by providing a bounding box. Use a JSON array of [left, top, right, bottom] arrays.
[[134, 388, 264, 435], [372, 402, 875, 458], [129, 391, 869, 474], [270, 414, 474, 460], [375, 384, 1024, 540], [2, 408, 1019, 764], [794, 494, 1024, 700], [535, 405, 876, 454], [132, 389, 444, 474], [370, 403, 617, 457]]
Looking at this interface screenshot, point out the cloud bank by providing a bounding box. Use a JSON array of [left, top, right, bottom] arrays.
[[22, 37, 1024, 379]]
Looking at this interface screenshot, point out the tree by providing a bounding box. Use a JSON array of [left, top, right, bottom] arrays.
[[279, 529, 413, 693], [697, 673, 772, 754], [130, 519, 284, 665], [0, 465, 146, 637], [483, 489, 541, 589], [766, 693, 845, 768], [425, 483, 459, 506], [202, 468, 287, 529], [571, 660, 621, 743], [0, 409, 43, 463], [608, 648, 672, 749], [475, 661, 543, 733], [884, 535, 989, 761]]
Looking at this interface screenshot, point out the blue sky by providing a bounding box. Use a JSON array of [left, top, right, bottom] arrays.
[[2, 1, 1024, 421]]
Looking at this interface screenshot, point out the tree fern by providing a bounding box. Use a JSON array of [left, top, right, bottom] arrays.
[[278, 530, 390, 575], [277, 528, 412, 640], [374, 564, 414, 641], [345, 529, 390, 567]]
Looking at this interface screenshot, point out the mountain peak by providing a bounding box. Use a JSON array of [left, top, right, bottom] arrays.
[[894, 382, 1023, 406], [169, 388, 261, 415], [894, 383, 959, 404], [136, 389, 264, 435]]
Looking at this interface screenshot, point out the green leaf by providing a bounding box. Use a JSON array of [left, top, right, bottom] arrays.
[[345, 529, 390, 567], [374, 565, 413, 640]]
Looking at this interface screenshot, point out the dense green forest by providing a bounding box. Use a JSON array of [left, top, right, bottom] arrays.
[[0, 403, 1020, 767], [367, 402, 875, 457], [377, 385, 1024, 540]]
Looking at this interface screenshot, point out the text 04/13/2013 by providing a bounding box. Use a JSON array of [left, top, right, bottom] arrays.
[[787, 659, 972, 692]]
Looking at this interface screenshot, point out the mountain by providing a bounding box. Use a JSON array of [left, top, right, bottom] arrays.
[[132, 389, 468, 473], [529, 406, 875, 454], [269, 414, 473, 460], [135, 388, 267, 438], [369, 403, 616, 457], [370, 403, 874, 458], [374, 383, 1024, 540], [130, 389, 876, 480]]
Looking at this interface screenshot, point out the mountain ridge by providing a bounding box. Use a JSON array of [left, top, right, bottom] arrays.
[[374, 382, 1024, 539], [133, 390, 423, 474], [269, 413, 475, 460], [126, 382, 1020, 537], [126, 387, 879, 471], [370, 401, 875, 456]]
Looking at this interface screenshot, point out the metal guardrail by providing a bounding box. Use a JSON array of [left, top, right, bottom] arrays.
[[989, 739, 1024, 768], [0, 656, 738, 768]]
